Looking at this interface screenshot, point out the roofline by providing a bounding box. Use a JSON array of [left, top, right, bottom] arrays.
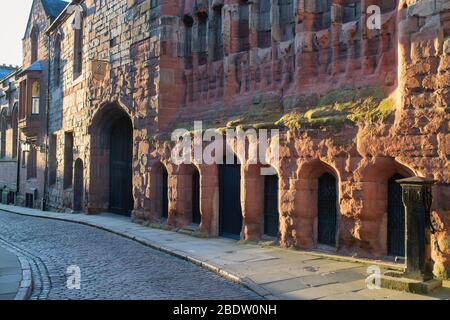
[[46, 0, 84, 35], [0, 68, 22, 83]]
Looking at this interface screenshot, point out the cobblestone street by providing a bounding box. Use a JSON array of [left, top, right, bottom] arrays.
[[0, 210, 260, 300]]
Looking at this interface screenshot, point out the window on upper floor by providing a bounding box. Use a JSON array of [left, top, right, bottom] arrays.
[[212, 5, 223, 61], [31, 81, 40, 115], [279, 0, 295, 41], [238, 0, 250, 52], [258, 0, 272, 48], [73, 14, 83, 79], [31, 26, 39, 63], [54, 34, 62, 87]]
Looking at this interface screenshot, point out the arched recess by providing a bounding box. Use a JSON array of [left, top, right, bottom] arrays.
[[177, 164, 202, 226], [30, 26, 39, 63], [296, 159, 341, 249], [360, 158, 416, 257], [149, 161, 170, 221], [89, 102, 134, 215], [73, 158, 84, 212]]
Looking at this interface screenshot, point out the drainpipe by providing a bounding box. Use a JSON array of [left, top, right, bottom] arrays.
[[42, 33, 51, 211]]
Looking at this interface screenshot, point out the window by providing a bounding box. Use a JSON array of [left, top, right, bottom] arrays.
[[197, 12, 208, 65], [54, 34, 62, 87], [279, 0, 295, 41], [31, 81, 40, 115], [64, 132, 74, 189], [31, 26, 39, 63], [27, 148, 37, 179], [212, 5, 223, 61], [73, 13, 83, 78], [49, 134, 57, 186], [258, 0, 272, 48]]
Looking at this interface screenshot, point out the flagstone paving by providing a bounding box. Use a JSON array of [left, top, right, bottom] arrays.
[[0, 204, 449, 300]]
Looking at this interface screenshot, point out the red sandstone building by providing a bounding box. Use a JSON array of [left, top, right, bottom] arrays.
[[4, 0, 449, 278]]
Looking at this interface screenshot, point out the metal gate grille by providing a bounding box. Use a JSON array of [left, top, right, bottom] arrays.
[[318, 173, 337, 247], [387, 174, 406, 257], [264, 175, 279, 237]]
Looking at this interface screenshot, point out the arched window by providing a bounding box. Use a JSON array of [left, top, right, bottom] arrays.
[[0, 112, 6, 158], [31, 81, 40, 115], [212, 5, 223, 61], [54, 34, 62, 87], [238, 0, 250, 52], [258, 0, 272, 48], [197, 11, 208, 65], [279, 0, 295, 41], [12, 103, 18, 158], [73, 11, 83, 78], [31, 26, 39, 63]]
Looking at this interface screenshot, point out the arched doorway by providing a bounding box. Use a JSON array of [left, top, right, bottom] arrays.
[[89, 103, 134, 216], [153, 162, 169, 220], [387, 174, 406, 257], [264, 174, 279, 237], [219, 159, 242, 238], [73, 159, 84, 212], [109, 116, 133, 215], [192, 169, 201, 224], [317, 173, 338, 247]]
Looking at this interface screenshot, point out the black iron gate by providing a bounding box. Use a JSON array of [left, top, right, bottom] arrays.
[[109, 118, 133, 215], [192, 170, 201, 224], [219, 163, 242, 238], [264, 175, 279, 237], [317, 173, 338, 247], [388, 174, 406, 257]]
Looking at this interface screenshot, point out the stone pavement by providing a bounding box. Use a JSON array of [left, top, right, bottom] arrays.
[[0, 240, 32, 300], [0, 204, 449, 300]]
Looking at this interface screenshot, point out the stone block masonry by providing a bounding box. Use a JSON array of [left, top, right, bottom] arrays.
[[11, 0, 449, 279]]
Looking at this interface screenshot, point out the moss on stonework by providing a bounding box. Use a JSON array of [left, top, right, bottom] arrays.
[[276, 86, 395, 130]]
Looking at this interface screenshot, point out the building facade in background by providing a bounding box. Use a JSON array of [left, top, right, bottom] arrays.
[[0, 65, 19, 204], [6, 0, 450, 278]]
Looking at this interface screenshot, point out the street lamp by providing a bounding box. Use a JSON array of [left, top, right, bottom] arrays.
[[22, 140, 31, 152]]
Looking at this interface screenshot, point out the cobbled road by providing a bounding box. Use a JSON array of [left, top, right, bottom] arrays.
[[0, 210, 260, 300]]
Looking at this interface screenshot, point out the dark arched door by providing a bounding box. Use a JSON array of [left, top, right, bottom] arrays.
[[73, 159, 84, 212], [109, 118, 133, 215], [192, 170, 201, 224], [318, 173, 338, 247], [264, 174, 279, 237], [388, 174, 406, 257], [219, 163, 242, 238]]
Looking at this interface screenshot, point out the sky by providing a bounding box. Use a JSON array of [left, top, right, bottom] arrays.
[[0, 0, 34, 66]]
